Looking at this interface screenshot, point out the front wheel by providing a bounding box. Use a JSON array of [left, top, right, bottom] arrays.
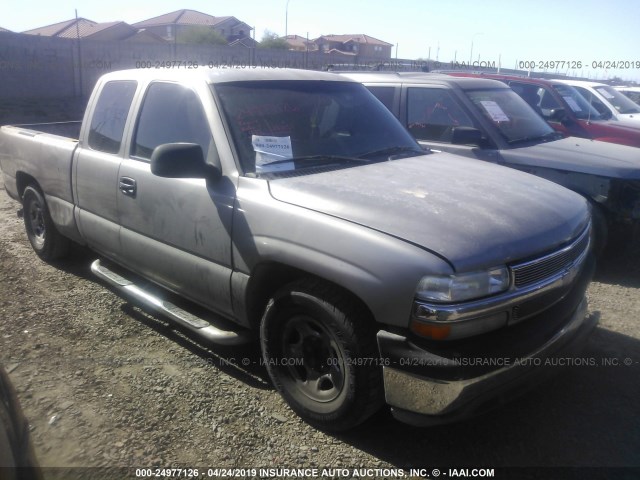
[[22, 185, 69, 261], [260, 279, 384, 431]]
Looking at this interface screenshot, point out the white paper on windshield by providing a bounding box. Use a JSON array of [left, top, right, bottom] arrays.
[[563, 96, 582, 112], [479, 101, 510, 122], [597, 88, 615, 99], [251, 135, 293, 172]]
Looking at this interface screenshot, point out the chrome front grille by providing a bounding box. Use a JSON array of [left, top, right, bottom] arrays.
[[511, 225, 590, 289]]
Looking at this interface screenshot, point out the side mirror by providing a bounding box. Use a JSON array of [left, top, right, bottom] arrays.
[[451, 126, 483, 145], [549, 108, 566, 122], [151, 143, 221, 180]]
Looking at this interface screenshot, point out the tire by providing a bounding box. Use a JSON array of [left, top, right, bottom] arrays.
[[260, 279, 384, 431], [22, 185, 70, 261]]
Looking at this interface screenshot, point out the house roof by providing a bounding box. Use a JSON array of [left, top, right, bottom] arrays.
[[23, 18, 135, 39], [123, 28, 167, 43], [61, 21, 133, 39], [316, 34, 393, 47], [133, 9, 248, 29], [24, 18, 94, 36], [283, 34, 314, 50]]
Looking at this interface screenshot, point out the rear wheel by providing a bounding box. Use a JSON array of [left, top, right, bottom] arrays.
[[22, 185, 70, 261], [260, 279, 384, 431]]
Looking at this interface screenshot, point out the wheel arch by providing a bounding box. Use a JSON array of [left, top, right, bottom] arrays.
[[244, 261, 378, 332], [15, 171, 40, 200]]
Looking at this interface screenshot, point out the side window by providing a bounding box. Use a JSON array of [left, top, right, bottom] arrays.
[[406, 88, 473, 142], [540, 88, 563, 119], [627, 92, 640, 105], [509, 83, 544, 116], [367, 86, 395, 111], [88, 81, 137, 154], [132, 82, 212, 160]]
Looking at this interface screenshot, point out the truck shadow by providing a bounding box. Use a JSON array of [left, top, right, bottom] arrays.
[[336, 327, 640, 468], [594, 255, 640, 288], [118, 302, 272, 391], [594, 250, 640, 288], [46, 248, 273, 391]]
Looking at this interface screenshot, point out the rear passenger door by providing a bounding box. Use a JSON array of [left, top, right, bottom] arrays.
[[75, 80, 137, 261], [117, 81, 236, 316]]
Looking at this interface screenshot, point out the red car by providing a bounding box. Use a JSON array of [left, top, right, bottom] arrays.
[[449, 73, 640, 148]]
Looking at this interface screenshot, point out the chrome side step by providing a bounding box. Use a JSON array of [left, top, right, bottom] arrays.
[[90, 259, 250, 345]]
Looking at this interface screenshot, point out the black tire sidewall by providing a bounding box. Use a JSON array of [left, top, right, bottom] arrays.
[[260, 284, 381, 430], [22, 186, 64, 260]]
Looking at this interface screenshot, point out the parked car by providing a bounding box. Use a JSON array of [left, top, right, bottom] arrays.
[[342, 72, 640, 251], [0, 68, 596, 430], [448, 73, 640, 148], [615, 86, 640, 106], [555, 79, 640, 123]]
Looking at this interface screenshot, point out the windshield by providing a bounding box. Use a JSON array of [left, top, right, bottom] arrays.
[[213, 81, 421, 175], [619, 89, 640, 105], [464, 88, 555, 143], [552, 84, 604, 120], [594, 85, 640, 114]]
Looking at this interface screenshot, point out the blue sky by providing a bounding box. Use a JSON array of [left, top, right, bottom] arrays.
[[2, 0, 640, 81]]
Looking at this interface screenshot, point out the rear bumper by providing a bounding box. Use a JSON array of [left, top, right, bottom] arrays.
[[378, 297, 599, 426]]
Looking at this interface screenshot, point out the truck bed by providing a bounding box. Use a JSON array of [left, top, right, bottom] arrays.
[[0, 122, 79, 204], [8, 121, 82, 140]]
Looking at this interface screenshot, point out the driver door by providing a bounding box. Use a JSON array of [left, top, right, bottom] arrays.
[[117, 81, 236, 316]]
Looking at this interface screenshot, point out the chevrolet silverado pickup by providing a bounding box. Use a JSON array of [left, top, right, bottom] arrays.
[[344, 72, 640, 252], [0, 68, 596, 430]]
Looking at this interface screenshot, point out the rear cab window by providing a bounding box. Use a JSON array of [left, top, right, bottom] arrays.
[[88, 81, 137, 154], [366, 86, 397, 112]]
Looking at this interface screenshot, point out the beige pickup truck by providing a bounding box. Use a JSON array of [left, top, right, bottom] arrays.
[[0, 68, 596, 430]]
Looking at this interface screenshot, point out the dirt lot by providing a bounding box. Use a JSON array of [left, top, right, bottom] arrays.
[[1, 181, 639, 479]]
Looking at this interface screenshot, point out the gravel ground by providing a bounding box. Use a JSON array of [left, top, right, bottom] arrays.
[[1, 182, 639, 479]]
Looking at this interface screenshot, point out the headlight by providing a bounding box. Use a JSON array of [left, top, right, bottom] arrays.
[[416, 267, 510, 303]]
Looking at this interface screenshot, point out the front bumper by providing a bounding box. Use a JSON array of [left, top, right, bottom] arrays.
[[378, 256, 597, 426]]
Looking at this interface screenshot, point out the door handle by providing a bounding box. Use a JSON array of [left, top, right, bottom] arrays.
[[119, 177, 137, 197]]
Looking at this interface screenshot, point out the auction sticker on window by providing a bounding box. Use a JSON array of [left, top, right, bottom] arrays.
[[252, 135, 293, 171], [479, 101, 510, 122], [596, 87, 615, 99], [563, 96, 582, 112]]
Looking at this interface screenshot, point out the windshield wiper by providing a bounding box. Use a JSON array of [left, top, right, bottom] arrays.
[[357, 146, 425, 160], [270, 155, 370, 166], [259, 155, 370, 168], [507, 131, 562, 145]]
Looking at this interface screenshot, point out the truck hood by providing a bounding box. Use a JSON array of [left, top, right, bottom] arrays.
[[503, 136, 640, 179], [267, 153, 589, 272]]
